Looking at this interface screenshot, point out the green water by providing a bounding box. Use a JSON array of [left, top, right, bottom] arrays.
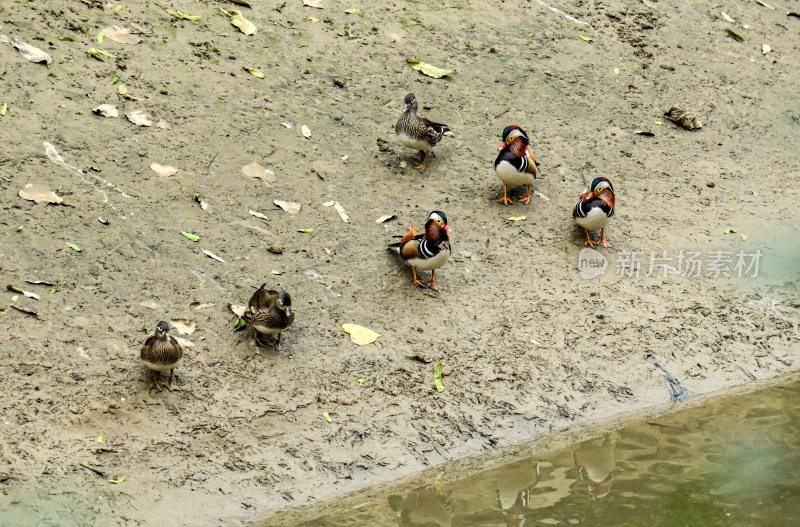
[[270, 380, 800, 527]]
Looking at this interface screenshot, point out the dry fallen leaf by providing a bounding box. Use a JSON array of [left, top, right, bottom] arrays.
[[274, 200, 301, 214], [169, 319, 196, 335], [19, 183, 63, 205], [376, 214, 396, 223], [229, 9, 257, 35], [7, 285, 40, 300], [301, 125, 312, 138], [202, 249, 225, 263], [241, 161, 276, 183], [10, 37, 52, 64], [92, 104, 119, 118], [126, 109, 153, 126], [333, 202, 350, 223], [303, 0, 325, 8], [172, 335, 194, 348], [762, 43, 771, 55], [342, 323, 380, 345], [99, 26, 142, 44], [150, 162, 178, 177], [130, 22, 152, 35], [228, 304, 246, 318]]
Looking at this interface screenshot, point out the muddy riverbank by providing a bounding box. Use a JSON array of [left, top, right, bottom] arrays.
[[1, 0, 798, 525]]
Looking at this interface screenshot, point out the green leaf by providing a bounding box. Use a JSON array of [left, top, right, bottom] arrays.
[[322, 411, 332, 423], [181, 231, 200, 242], [344, 8, 364, 15], [233, 317, 246, 331], [723, 227, 737, 234], [434, 363, 445, 393], [578, 34, 593, 42], [109, 74, 120, 85], [59, 36, 75, 41], [0, 103, 7, 117], [96, 32, 105, 44], [406, 60, 452, 79], [189, 301, 201, 308], [66, 242, 83, 252], [244, 67, 264, 78], [48, 287, 57, 295], [87, 48, 115, 61], [167, 9, 201, 21], [108, 476, 125, 484], [297, 228, 314, 234], [726, 28, 745, 42], [343, 27, 359, 40]]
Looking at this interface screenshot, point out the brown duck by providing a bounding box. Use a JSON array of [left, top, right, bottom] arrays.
[[395, 93, 449, 171], [140, 321, 183, 391], [243, 285, 295, 350]]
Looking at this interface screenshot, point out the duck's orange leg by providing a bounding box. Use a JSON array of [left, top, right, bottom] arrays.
[[498, 185, 513, 205], [599, 228, 611, 248], [427, 269, 441, 291], [584, 229, 595, 248], [412, 268, 426, 288], [519, 184, 532, 205]]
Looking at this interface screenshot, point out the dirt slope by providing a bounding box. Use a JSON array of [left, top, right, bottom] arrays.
[[0, 0, 798, 525]]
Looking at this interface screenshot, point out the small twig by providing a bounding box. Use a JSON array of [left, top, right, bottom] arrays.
[[80, 463, 108, 478], [207, 151, 220, 171], [737, 364, 757, 380]]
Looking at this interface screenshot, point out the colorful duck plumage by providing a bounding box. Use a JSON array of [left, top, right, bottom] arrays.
[[388, 211, 451, 290], [494, 125, 540, 205], [573, 176, 615, 248]]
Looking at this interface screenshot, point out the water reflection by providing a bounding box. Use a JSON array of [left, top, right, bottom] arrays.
[[387, 485, 452, 527], [573, 434, 617, 500], [269, 379, 800, 527]]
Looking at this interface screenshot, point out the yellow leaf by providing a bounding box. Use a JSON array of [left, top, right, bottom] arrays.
[[342, 323, 380, 345], [230, 9, 257, 35], [507, 215, 527, 222], [244, 67, 264, 78], [96, 432, 105, 444], [406, 60, 452, 79]]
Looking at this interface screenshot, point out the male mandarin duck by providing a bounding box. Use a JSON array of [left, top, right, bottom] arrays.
[[573, 176, 615, 248], [140, 321, 183, 391], [243, 284, 295, 350], [494, 125, 540, 205], [388, 211, 451, 290], [395, 93, 449, 171]]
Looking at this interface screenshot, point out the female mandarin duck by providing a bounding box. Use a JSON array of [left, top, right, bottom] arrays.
[[140, 321, 183, 391], [395, 93, 449, 171], [243, 285, 295, 350], [388, 211, 451, 290], [494, 125, 540, 205], [573, 176, 615, 248]]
